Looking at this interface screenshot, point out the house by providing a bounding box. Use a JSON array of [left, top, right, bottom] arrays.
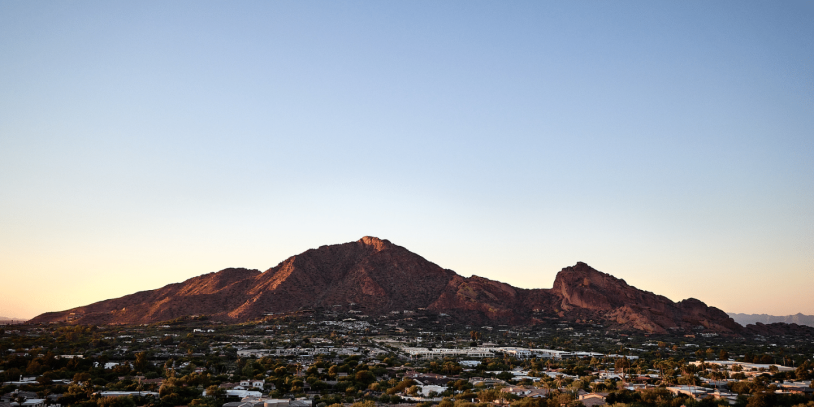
[[235, 398, 311, 407], [16, 399, 46, 407], [238, 380, 265, 390], [578, 393, 608, 406], [690, 360, 794, 373], [2, 377, 38, 387], [404, 372, 456, 386], [495, 347, 533, 358], [203, 389, 262, 398], [500, 386, 549, 398], [417, 385, 446, 397], [708, 390, 739, 405], [96, 391, 159, 398], [666, 386, 711, 400], [778, 382, 813, 395], [468, 377, 509, 387]]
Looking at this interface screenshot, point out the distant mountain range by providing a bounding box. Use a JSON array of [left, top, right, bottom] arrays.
[[0, 316, 26, 322], [729, 312, 814, 328], [27, 236, 809, 336]]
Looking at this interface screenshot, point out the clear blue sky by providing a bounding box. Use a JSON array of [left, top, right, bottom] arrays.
[[1, 1, 812, 319]]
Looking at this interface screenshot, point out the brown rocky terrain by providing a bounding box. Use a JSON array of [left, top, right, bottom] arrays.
[[30, 236, 746, 334]]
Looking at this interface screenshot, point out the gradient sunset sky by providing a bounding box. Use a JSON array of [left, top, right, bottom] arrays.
[[1, 1, 812, 320]]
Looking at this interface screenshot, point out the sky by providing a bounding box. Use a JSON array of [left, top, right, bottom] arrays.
[[1, 1, 812, 320]]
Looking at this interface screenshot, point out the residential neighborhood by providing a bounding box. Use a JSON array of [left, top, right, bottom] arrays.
[[1, 310, 812, 407]]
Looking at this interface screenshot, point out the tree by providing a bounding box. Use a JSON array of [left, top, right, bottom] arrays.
[[615, 358, 631, 383], [795, 361, 811, 380], [242, 361, 258, 378], [557, 392, 575, 407], [496, 371, 513, 381], [655, 360, 674, 385], [134, 352, 148, 372], [355, 370, 375, 385], [205, 385, 226, 400], [74, 372, 92, 383], [477, 389, 500, 402], [678, 373, 699, 386], [443, 361, 461, 375], [554, 374, 565, 391], [746, 392, 769, 407]]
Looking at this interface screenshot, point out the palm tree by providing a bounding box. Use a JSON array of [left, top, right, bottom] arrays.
[[615, 358, 630, 384], [554, 374, 564, 391], [538, 377, 551, 395], [590, 381, 601, 393], [655, 360, 673, 386]]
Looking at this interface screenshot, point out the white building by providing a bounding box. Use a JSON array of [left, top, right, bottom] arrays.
[[402, 347, 494, 359], [239, 380, 265, 390], [203, 389, 263, 398], [96, 391, 159, 398], [417, 384, 446, 397], [690, 360, 794, 372]]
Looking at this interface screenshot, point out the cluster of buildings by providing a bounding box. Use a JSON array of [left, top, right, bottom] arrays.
[[399, 345, 639, 361]]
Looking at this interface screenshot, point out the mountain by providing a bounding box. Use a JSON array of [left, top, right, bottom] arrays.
[[741, 322, 814, 336], [30, 236, 742, 334], [0, 316, 26, 322], [729, 313, 814, 328]]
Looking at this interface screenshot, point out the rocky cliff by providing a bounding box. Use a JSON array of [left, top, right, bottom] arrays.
[[545, 262, 742, 333], [30, 237, 743, 334]]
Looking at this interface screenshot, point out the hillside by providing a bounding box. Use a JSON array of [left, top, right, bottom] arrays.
[[30, 236, 742, 334]]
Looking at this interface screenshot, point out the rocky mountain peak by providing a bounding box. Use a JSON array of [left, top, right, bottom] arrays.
[[552, 262, 629, 295], [357, 236, 392, 251]]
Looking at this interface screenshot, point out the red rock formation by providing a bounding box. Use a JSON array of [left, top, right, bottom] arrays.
[[544, 262, 742, 334], [29, 237, 745, 334]]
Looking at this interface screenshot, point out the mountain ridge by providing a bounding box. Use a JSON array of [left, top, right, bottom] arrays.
[[729, 312, 814, 328], [30, 236, 744, 334]]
